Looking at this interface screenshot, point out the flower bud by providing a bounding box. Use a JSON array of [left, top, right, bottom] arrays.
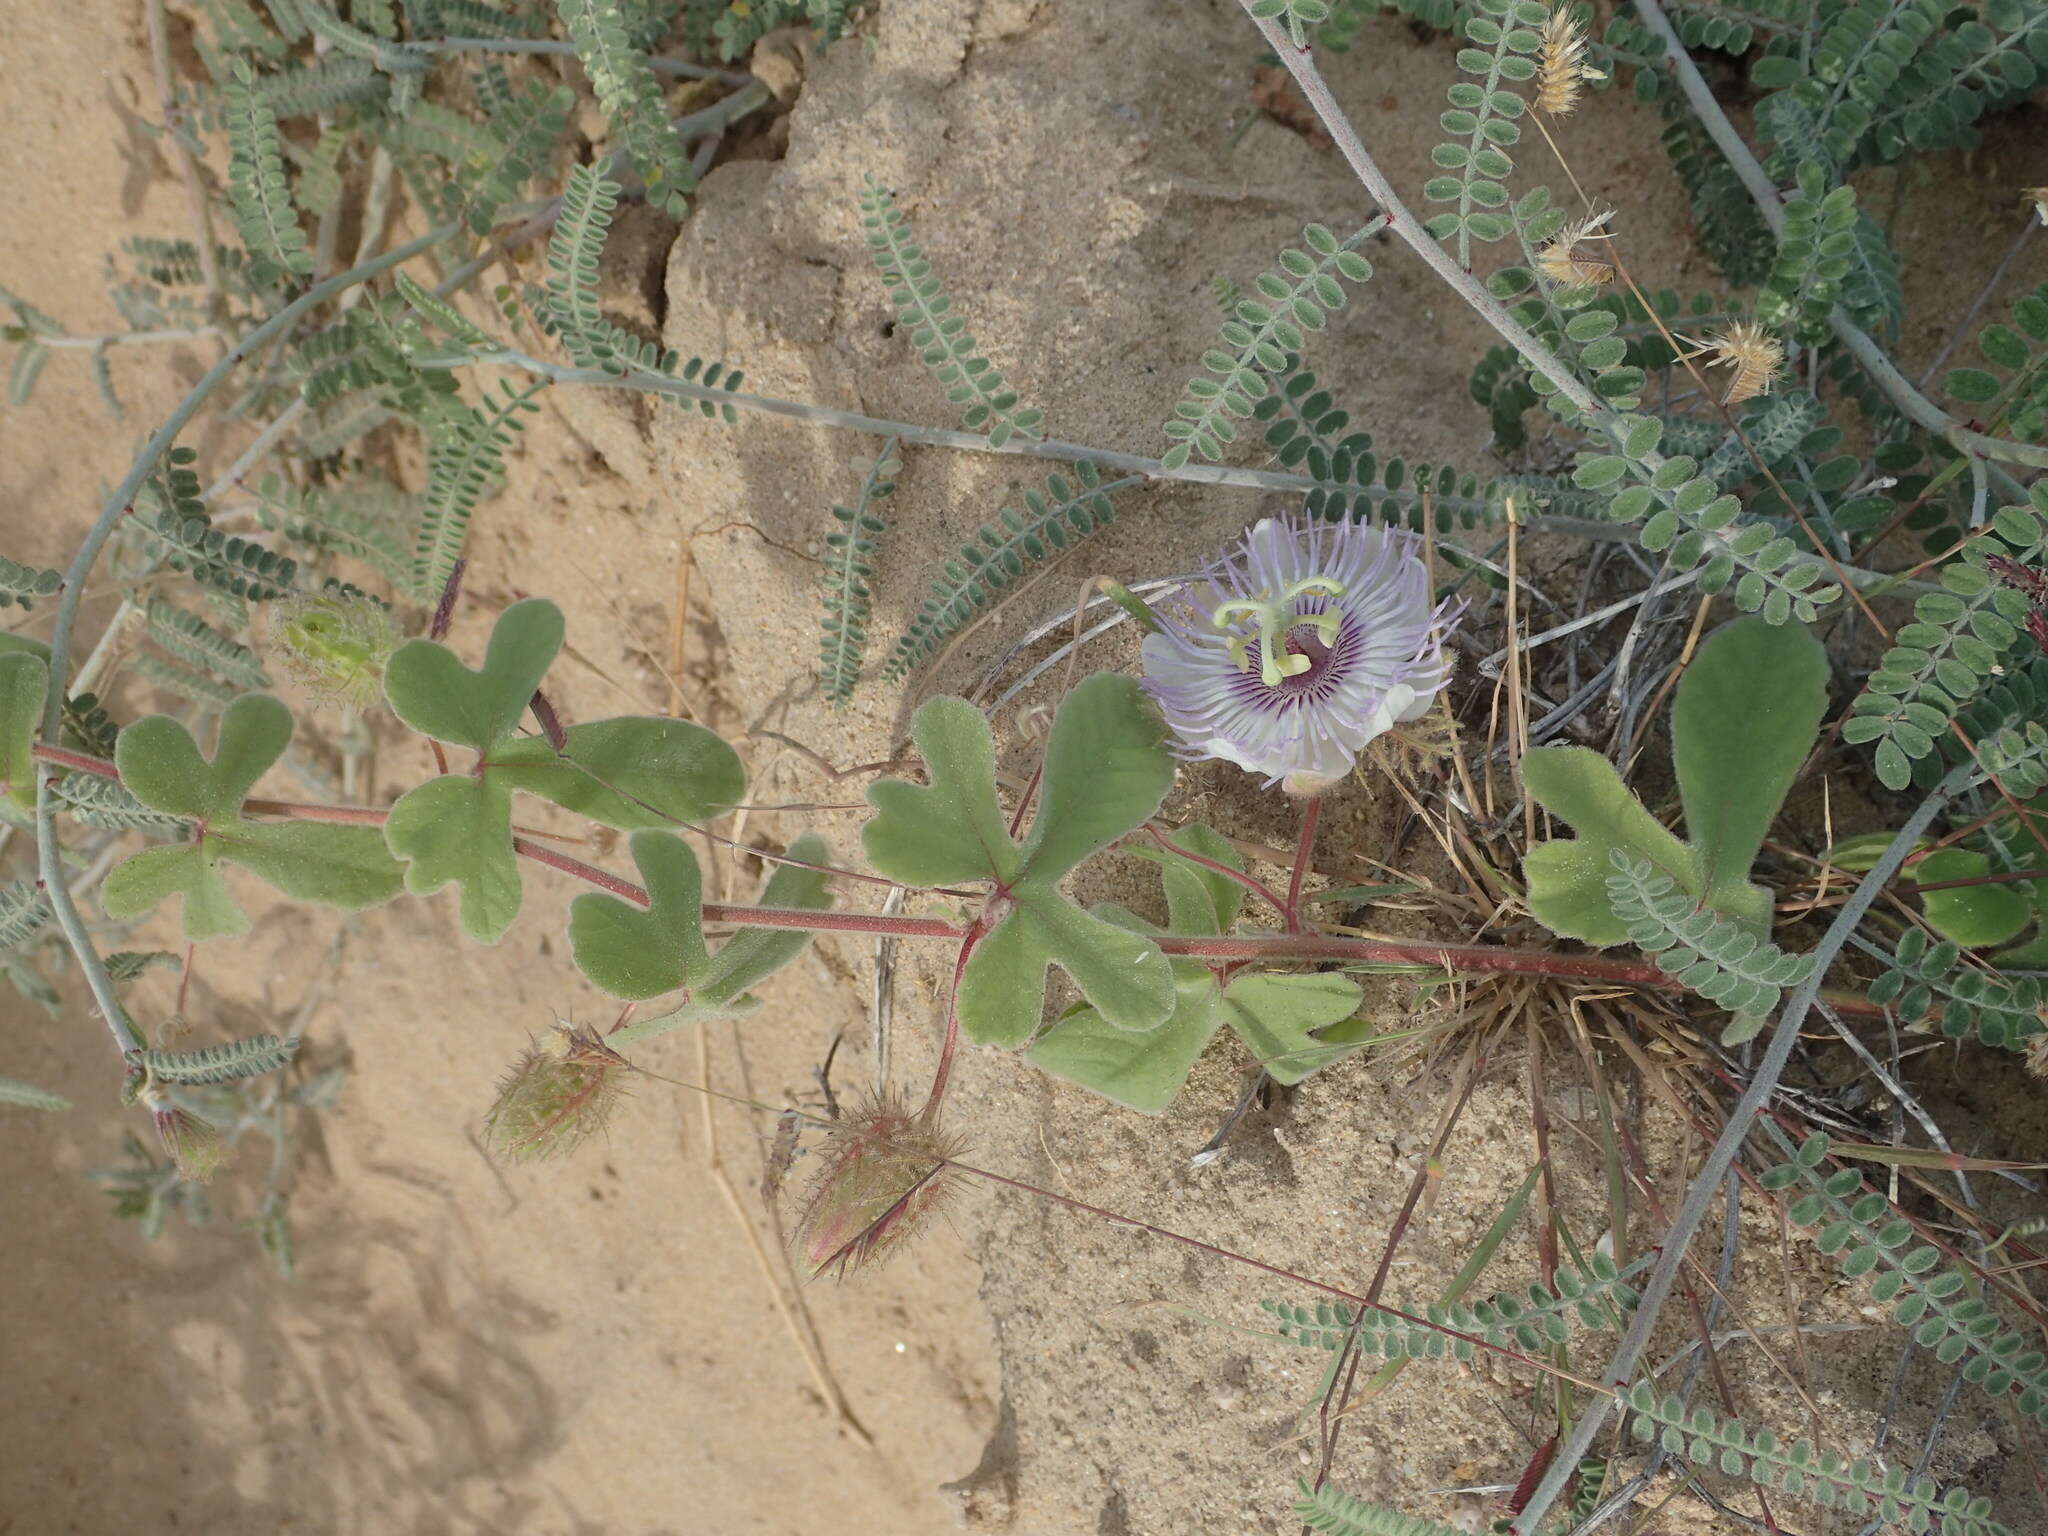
[[483, 1024, 629, 1162], [271, 588, 403, 711], [794, 1092, 964, 1279], [143, 1085, 228, 1183]]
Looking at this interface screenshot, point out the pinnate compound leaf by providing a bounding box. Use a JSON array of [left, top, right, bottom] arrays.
[[1521, 745, 1694, 945], [104, 694, 402, 940], [865, 675, 1177, 1047], [0, 649, 47, 810], [569, 830, 710, 1000]]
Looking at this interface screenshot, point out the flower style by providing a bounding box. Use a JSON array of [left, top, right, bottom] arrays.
[[1141, 516, 1458, 792]]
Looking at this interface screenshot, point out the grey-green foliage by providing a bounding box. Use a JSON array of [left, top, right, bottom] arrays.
[[1865, 927, 2045, 1053], [415, 378, 545, 599], [463, 79, 575, 236], [1622, 1380, 2011, 1536], [1257, 359, 1507, 529], [0, 553, 61, 612], [1163, 223, 1373, 470], [1295, 1487, 1470, 1536], [1421, 0, 1546, 267], [1846, 489, 2048, 789], [1559, 403, 1840, 623], [1264, 1252, 1645, 1362], [1753, 0, 2047, 176], [1658, 102, 1777, 287], [1605, 851, 1811, 1014], [129, 1033, 303, 1087], [144, 597, 273, 691], [1944, 280, 2048, 444], [1754, 165, 1859, 346], [704, 0, 866, 60], [880, 462, 1128, 682], [0, 881, 52, 961], [0, 1077, 71, 1111], [818, 440, 900, 706], [556, 0, 694, 217], [861, 177, 1043, 448], [1249, 0, 1333, 46], [50, 770, 190, 833], [1761, 1131, 2048, 1428], [141, 448, 300, 602], [224, 58, 315, 287]]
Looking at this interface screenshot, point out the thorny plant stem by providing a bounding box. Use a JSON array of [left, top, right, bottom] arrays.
[[32, 740, 1895, 1017], [32, 223, 461, 1061], [1625, 0, 2048, 473], [1506, 764, 1973, 1536]]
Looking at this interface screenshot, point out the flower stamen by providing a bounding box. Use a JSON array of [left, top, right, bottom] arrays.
[[1213, 576, 1346, 687]]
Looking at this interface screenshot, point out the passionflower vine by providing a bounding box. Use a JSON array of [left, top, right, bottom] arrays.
[[1141, 515, 1458, 793]]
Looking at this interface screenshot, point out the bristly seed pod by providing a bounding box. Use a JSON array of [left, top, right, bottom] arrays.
[[142, 1084, 228, 1183], [271, 588, 403, 712], [1536, 209, 1616, 287], [2027, 1028, 2048, 1079], [484, 1024, 630, 1163], [1537, 5, 1604, 116], [2024, 187, 2048, 228], [793, 1091, 965, 1280], [1683, 320, 1785, 406]]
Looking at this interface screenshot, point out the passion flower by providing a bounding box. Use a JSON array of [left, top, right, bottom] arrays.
[[1141, 515, 1458, 792]]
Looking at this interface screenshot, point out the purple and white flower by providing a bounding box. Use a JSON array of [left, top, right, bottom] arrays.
[[1141, 516, 1458, 792]]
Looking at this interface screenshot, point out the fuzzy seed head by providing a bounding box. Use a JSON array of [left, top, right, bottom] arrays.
[[1536, 209, 1616, 288], [2027, 1028, 2048, 1079], [2025, 187, 2048, 228], [271, 589, 403, 712], [483, 1024, 630, 1163], [143, 1086, 228, 1183], [1537, 6, 1604, 115], [793, 1092, 965, 1280], [1689, 320, 1784, 405]]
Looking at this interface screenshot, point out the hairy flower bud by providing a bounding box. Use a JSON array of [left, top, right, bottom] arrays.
[[271, 588, 403, 711], [483, 1024, 629, 1162], [142, 1085, 228, 1183], [794, 1092, 965, 1279]]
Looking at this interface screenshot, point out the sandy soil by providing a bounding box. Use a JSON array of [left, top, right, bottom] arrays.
[[3, 1, 2046, 1534]]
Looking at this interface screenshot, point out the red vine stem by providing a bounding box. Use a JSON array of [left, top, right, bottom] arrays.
[[31, 742, 1890, 1015]]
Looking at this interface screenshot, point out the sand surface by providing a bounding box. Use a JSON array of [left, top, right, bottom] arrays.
[[3, 1, 2046, 1533]]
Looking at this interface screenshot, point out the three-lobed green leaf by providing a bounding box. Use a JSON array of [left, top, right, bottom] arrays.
[[864, 675, 1177, 1048], [103, 694, 403, 940], [570, 829, 833, 1024], [381, 599, 745, 943]]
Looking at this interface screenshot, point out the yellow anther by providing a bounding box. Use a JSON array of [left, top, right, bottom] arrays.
[[1212, 577, 1346, 688]]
